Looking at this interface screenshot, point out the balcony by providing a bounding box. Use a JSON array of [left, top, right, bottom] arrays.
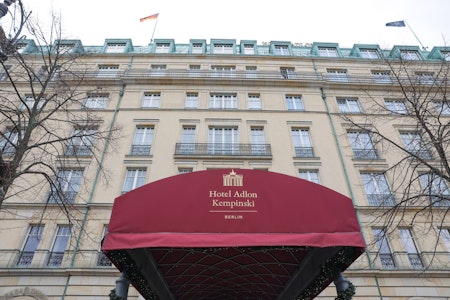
[[65, 145, 92, 156], [294, 147, 314, 158], [47, 252, 64, 267], [379, 253, 396, 269], [130, 145, 152, 156], [47, 191, 78, 204], [174, 143, 272, 158], [16, 251, 34, 267], [352, 149, 378, 160]]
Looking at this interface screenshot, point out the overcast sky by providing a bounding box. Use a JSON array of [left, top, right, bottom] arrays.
[[16, 0, 450, 50]]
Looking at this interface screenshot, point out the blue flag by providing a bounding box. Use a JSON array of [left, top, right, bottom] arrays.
[[386, 20, 406, 27]]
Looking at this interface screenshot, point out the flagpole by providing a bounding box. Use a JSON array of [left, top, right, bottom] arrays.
[[150, 16, 159, 44], [404, 20, 427, 51]]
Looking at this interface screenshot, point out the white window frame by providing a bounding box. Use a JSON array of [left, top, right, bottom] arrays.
[[400, 50, 421, 60], [105, 43, 126, 53], [385, 100, 407, 114], [347, 131, 377, 160], [47, 225, 71, 267], [373, 229, 396, 269], [122, 168, 147, 193], [192, 43, 203, 54], [150, 64, 167, 76], [337, 98, 361, 113], [96, 65, 119, 78], [0, 127, 20, 156], [211, 65, 236, 78], [178, 168, 193, 174], [419, 173, 450, 206], [247, 94, 261, 110], [398, 228, 423, 268], [66, 127, 96, 156], [243, 44, 255, 54], [416, 72, 435, 84], [433, 101, 450, 115], [291, 128, 313, 157], [179, 126, 196, 154], [274, 45, 289, 55], [245, 66, 257, 78], [298, 170, 320, 184], [208, 126, 239, 154], [400, 132, 432, 159], [327, 69, 349, 82], [185, 93, 199, 108], [209, 93, 237, 109], [16, 225, 44, 267], [250, 127, 266, 155], [360, 48, 380, 59], [285, 95, 304, 111], [213, 43, 233, 54], [280, 67, 296, 79], [49, 169, 84, 203], [84, 94, 109, 109], [142, 92, 161, 108], [155, 43, 171, 53], [361, 172, 394, 206], [318, 47, 338, 57], [372, 71, 392, 83]]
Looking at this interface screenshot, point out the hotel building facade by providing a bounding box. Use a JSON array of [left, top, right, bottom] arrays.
[[0, 38, 449, 299]]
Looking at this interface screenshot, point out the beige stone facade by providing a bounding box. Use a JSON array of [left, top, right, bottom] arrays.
[[0, 39, 449, 299]]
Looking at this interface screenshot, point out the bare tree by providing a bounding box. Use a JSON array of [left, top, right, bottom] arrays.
[[341, 50, 450, 258], [0, 9, 120, 223]]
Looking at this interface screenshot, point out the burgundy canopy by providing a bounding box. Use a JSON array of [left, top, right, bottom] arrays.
[[103, 169, 365, 299]]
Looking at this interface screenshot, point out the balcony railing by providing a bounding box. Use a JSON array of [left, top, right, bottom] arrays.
[[294, 147, 314, 158], [174, 143, 272, 157], [65, 145, 92, 156], [367, 194, 396, 206], [47, 252, 64, 267], [353, 149, 378, 160], [97, 251, 112, 267], [47, 191, 78, 204], [407, 253, 424, 269], [130, 145, 152, 156], [16, 251, 34, 267], [379, 253, 396, 269]]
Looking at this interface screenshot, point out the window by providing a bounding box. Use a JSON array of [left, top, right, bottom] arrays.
[[385, 100, 407, 114], [245, 66, 257, 78], [298, 170, 320, 184], [419, 173, 450, 206], [105, 43, 126, 53], [131, 126, 154, 156], [122, 169, 147, 193], [250, 127, 267, 155], [400, 50, 421, 60], [16, 43, 27, 53], [150, 64, 167, 76], [243, 44, 255, 54], [0, 65, 10, 80], [398, 228, 424, 269], [213, 43, 233, 54], [441, 51, 450, 61], [34, 66, 47, 82], [188, 65, 201, 77], [192, 43, 203, 54], [96, 65, 119, 78], [66, 127, 96, 156], [291, 128, 314, 157], [285, 95, 304, 111], [361, 172, 395, 206], [47, 225, 71, 267], [142, 92, 161, 108], [211, 65, 235, 78], [0, 127, 20, 156], [185, 93, 199, 108], [337, 98, 361, 113], [416, 72, 434, 84], [20, 95, 45, 111], [360, 48, 380, 59], [178, 168, 193, 174], [97, 226, 112, 266], [279, 67, 296, 79], [208, 127, 238, 155], [247, 94, 261, 110], [348, 132, 378, 160], [439, 228, 450, 252], [400, 132, 433, 160], [372, 229, 396, 269], [48, 169, 83, 204], [16, 225, 44, 267], [372, 71, 392, 83], [318, 47, 338, 57], [57, 43, 75, 54], [433, 101, 450, 115], [179, 126, 196, 154], [327, 69, 349, 82], [83, 94, 109, 109], [155, 43, 170, 53], [274, 45, 289, 55], [209, 93, 237, 109]]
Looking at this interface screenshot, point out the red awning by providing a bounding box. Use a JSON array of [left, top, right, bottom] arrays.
[[103, 169, 365, 299]]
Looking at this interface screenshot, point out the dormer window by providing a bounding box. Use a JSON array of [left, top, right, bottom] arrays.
[[318, 47, 338, 57], [400, 50, 421, 60], [16, 43, 27, 54], [58, 44, 75, 54], [274, 45, 289, 55], [243, 44, 255, 55], [360, 48, 380, 59], [441, 51, 450, 61], [106, 43, 127, 53], [155, 43, 171, 53], [213, 43, 233, 54], [192, 43, 203, 54]]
